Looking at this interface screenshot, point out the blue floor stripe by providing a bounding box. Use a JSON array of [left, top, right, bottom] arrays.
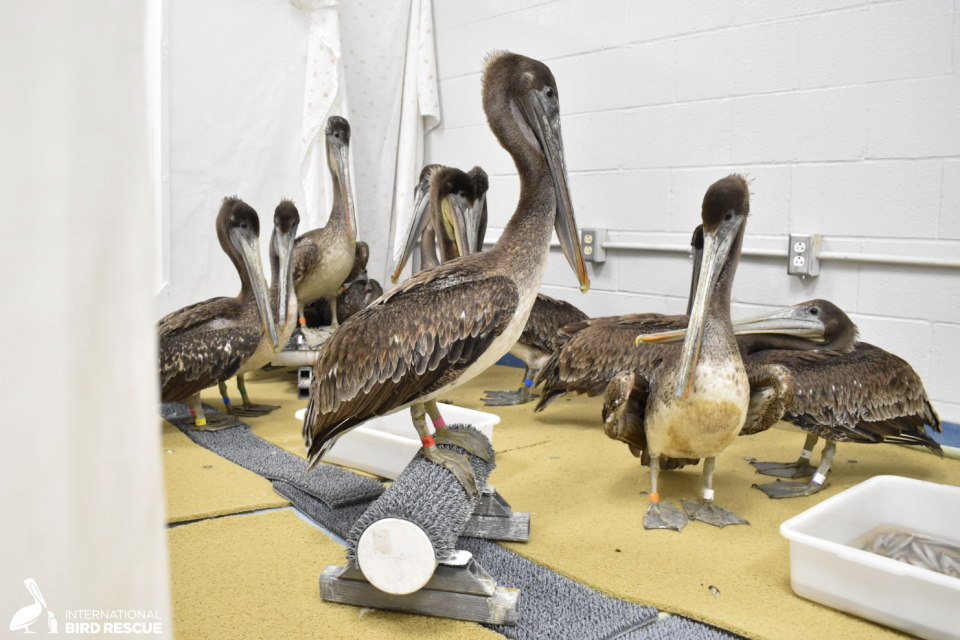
[[932, 421, 960, 448]]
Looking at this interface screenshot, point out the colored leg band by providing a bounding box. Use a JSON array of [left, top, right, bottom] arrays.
[[420, 435, 435, 448], [299, 317, 306, 325], [523, 377, 534, 387], [432, 416, 446, 429], [195, 418, 207, 427], [189, 409, 196, 417], [799, 449, 813, 460], [703, 488, 715, 501], [812, 472, 826, 485], [223, 397, 230, 404], [648, 493, 660, 503]]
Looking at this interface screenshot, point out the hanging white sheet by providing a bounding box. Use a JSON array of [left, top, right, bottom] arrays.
[[294, 0, 439, 282]]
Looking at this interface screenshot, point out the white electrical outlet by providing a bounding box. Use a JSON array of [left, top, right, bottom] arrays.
[[580, 228, 607, 263], [787, 234, 820, 276]]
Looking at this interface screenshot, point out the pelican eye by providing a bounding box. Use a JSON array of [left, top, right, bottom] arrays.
[[810, 307, 820, 316], [725, 211, 733, 221], [544, 86, 554, 99], [241, 222, 248, 229]]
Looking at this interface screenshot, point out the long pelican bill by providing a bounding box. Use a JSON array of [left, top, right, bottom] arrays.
[[233, 226, 279, 348], [441, 192, 481, 257], [674, 214, 744, 402], [331, 140, 357, 245], [519, 87, 589, 293], [391, 182, 432, 283], [275, 225, 298, 328], [637, 305, 828, 347]]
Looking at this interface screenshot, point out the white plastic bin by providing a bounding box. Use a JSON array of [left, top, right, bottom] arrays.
[[780, 475, 960, 640], [294, 403, 500, 480]]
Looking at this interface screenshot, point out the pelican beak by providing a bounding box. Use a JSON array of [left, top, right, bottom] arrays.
[[636, 305, 827, 346], [274, 225, 298, 329], [674, 214, 744, 402], [392, 180, 432, 283], [519, 87, 589, 293], [232, 226, 279, 349], [442, 192, 481, 257], [331, 139, 357, 245], [731, 306, 826, 341]]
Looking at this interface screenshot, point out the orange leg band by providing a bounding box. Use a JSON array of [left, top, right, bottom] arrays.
[[648, 492, 660, 503]]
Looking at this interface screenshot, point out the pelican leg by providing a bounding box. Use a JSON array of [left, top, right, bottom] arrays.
[[682, 458, 750, 528], [751, 433, 819, 479], [754, 441, 835, 499], [413, 403, 479, 496], [426, 400, 492, 462], [643, 455, 689, 531], [329, 297, 339, 328], [185, 393, 242, 431], [482, 367, 539, 406], [226, 374, 280, 417]]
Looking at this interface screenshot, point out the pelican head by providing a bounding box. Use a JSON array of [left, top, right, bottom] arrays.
[[481, 51, 590, 293], [271, 199, 300, 328], [325, 116, 357, 244], [218, 197, 278, 348]]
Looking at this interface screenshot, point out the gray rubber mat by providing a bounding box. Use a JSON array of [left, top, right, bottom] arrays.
[[279, 468, 743, 640], [161, 401, 383, 508], [273, 480, 373, 540]]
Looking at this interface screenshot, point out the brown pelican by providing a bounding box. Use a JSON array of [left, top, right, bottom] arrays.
[[159, 197, 277, 429], [484, 294, 588, 405], [337, 275, 383, 325], [216, 200, 300, 417], [395, 164, 589, 407], [293, 116, 357, 329], [303, 52, 590, 494], [391, 164, 488, 283], [738, 301, 943, 498]]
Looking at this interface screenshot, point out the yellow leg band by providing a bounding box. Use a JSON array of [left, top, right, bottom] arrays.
[[195, 417, 207, 427]]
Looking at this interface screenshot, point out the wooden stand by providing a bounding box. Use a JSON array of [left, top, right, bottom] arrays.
[[320, 550, 520, 625], [464, 484, 531, 542]]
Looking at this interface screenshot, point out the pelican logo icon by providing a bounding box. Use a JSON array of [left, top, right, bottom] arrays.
[[9, 579, 57, 633]]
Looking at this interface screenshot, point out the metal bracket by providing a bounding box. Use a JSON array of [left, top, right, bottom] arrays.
[[297, 366, 313, 400], [320, 555, 520, 625]]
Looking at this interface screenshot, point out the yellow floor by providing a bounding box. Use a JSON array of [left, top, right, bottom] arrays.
[[164, 365, 959, 640]]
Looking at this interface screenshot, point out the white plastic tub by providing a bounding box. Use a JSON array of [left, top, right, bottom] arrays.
[[780, 475, 960, 640], [294, 403, 500, 480]]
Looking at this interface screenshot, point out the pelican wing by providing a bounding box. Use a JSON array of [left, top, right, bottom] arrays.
[[292, 233, 320, 285], [303, 273, 519, 465], [536, 313, 688, 408], [158, 296, 230, 336], [744, 343, 941, 449], [520, 294, 588, 353]]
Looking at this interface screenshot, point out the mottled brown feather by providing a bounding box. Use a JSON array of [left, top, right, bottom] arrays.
[[304, 271, 518, 464]]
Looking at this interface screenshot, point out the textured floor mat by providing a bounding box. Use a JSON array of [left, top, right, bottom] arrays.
[[161, 401, 383, 508], [279, 469, 739, 640], [273, 480, 374, 540]]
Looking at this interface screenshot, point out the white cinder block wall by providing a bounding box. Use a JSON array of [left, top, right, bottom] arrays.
[[425, 0, 960, 423]]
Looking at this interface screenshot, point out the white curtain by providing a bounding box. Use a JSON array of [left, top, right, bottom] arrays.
[[0, 0, 172, 631], [293, 0, 440, 282]]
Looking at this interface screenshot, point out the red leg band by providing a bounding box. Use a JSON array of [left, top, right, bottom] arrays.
[[421, 435, 435, 448]]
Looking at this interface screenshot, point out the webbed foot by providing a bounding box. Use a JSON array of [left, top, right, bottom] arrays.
[[681, 499, 749, 528], [433, 428, 493, 463], [750, 459, 815, 479], [185, 415, 244, 431], [481, 389, 535, 406], [229, 403, 280, 417], [752, 478, 829, 499], [420, 447, 479, 497], [644, 500, 689, 531]]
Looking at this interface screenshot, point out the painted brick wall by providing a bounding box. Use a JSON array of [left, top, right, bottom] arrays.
[[425, 0, 960, 422]]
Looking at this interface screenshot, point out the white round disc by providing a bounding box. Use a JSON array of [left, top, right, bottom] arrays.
[[295, 408, 306, 421], [357, 518, 437, 595]]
